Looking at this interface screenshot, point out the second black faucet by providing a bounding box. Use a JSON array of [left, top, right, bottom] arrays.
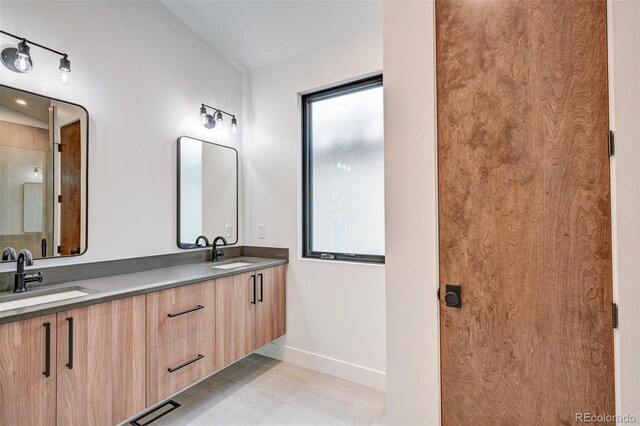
[[212, 236, 227, 262]]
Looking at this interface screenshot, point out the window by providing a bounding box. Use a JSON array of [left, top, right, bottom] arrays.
[[302, 75, 384, 263]]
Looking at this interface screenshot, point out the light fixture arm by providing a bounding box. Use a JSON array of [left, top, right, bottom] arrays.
[[0, 30, 68, 59], [201, 103, 236, 119]]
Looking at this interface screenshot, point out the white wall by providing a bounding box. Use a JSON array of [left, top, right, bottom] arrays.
[[243, 28, 386, 390], [610, 0, 640, 420], [0, 1, 243, 272], [383, 1, 440, 424]]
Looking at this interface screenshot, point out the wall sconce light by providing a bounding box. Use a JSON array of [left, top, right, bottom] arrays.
[[1, 30, 72, 84], [200, 103, 237, 133]]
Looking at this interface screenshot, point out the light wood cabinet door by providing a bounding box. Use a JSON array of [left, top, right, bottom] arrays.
[[255, 265, 286, 348], [0, 314, 57, 426], [147, 328, 216, 405], [146, 280, 216, 349], [215, 272, 256, 370], [56, 296, 145, 426]]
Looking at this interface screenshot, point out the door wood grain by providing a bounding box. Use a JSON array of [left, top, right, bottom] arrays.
[[436, 0, 614, 424], [59, 120, 81, 255], [255, 265, 286, 348], [146, 328, 216, 406], [215, 272, 257, 371], [56, 296, 145, 426], [146, 280, 216, 349], [0, 314, 57, 426]]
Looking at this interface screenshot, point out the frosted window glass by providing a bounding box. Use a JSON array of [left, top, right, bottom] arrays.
[[309, 85, 384, 256]]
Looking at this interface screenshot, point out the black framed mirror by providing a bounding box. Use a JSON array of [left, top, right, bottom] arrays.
[[177, 136, 238, 249], [0, 85, 88, 262]]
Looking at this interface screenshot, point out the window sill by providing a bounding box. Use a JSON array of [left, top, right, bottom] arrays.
[[297, 256, 386, 268]]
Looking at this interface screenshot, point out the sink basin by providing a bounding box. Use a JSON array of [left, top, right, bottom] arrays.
[[0, 286, 96, 312], [212, 261, 253, 270]]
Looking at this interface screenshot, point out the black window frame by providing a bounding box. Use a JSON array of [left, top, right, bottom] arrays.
[[302, 74, 384, 264]]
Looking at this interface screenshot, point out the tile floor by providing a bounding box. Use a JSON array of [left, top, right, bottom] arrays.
[[150, 353, 386, 426]]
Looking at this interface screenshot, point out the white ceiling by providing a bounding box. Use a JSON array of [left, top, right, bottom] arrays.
[[161, 0, 382, 71], [0, 87, 51, 123]]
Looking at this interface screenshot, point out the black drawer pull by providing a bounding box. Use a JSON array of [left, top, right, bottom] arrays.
[[167, 305, 205, 318], [168, 354, 204, 373], [43, 322, 51, 377], [251, 275, 256, 305], [258, 273, 264, 302], [66, 317, 74, 369]]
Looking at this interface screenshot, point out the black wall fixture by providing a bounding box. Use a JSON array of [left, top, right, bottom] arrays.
[[199, 103, 238, 133], [1, 29, 72, 83]]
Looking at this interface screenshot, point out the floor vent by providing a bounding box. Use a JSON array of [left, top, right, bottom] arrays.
[[129, 400, 180, 426]]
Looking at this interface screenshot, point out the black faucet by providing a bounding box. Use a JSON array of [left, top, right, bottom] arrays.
[[14, 249, 43, 293], [2, 247, 17, 261], [212, 236, 227, 262], [195, 235, 210, 247]]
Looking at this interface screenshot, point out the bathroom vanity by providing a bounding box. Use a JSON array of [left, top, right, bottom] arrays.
[[0, 256, 286, 426]]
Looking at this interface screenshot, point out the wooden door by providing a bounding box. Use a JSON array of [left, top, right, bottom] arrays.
[[56, 296, 145, 426], [255, 265, 286, 348], [59, 120, 81, 255], [0, 314, 57, 426], [215, 272, 257, 370], [436, 0, 614, 424]]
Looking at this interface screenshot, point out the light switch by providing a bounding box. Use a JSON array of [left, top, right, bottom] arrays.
[[258, 224, 266, 239], [225, 224, 232, 237]]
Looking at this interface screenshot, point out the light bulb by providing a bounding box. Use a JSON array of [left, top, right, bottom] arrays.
[[34, 168, 39, 177], [58, 55, 71, 83], [231, 116, 237, 134], [60, 69, 70, 84], [216, 111, 223, 129], [14, 40, 32, 73], [15, 53, 32, 72]]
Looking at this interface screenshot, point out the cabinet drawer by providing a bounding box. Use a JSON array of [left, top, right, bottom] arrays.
[[146, 280, 215, 348], [146, 328, 216, 405]]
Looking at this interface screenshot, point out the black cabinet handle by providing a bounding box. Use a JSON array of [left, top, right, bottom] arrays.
[[168, 354, 204, 373], [66, 317, 74, 369], [251, 275, 256, 305], [168, 305, 205, 318], [258, 273, 264, 302], [43, 322, 51, 377]]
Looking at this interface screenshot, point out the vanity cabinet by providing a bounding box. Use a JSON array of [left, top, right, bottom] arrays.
[[0, 296, 144, 426], [215, 272, 257, 369], [146, 280, 216, 349], [146, 280, 217, 405], [255, 265, 286, 348], [56, 296, 146, 426], [147, 328, 216, 404], [0, 314, 57, 426], [215, 265, 286, 370], [0, 262, 286, 426]]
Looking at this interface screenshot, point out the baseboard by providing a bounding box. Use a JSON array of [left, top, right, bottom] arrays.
[[256, 343, 387, 391]]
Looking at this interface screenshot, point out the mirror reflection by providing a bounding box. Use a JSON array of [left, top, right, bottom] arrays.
[[0, 85, 87, 261], [177, 136, 238, 249]]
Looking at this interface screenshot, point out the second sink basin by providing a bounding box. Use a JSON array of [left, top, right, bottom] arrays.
[[0, 286, 96, 312], [212, 261, 253, 270]]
